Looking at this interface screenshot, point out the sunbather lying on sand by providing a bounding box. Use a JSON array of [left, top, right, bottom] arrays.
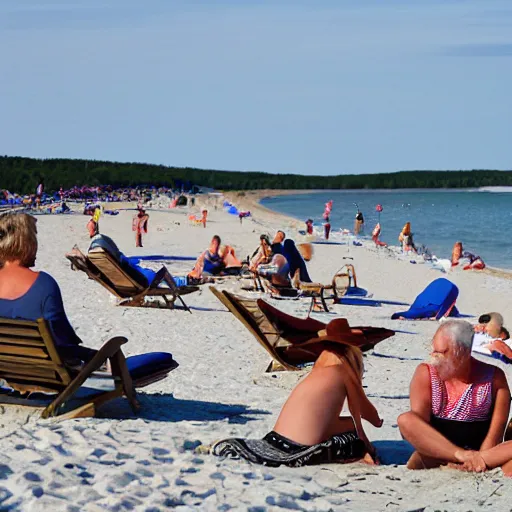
[[398, 320, 511, 472], [472, 312, 511, 357], [475, 312, 504, 337], [212, 330, 383, 467]]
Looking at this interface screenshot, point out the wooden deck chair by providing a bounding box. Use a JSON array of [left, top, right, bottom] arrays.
[[291, 263, 360, 313], [253, 269, 329, 314], [209, 286, 299, 372], [0, 317, 138, 419], [210, 286, 395, 372], [66, 246, 198, 312]]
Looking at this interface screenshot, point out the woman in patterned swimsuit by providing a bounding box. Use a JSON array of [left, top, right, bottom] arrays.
[[398, 320, 510, 470]]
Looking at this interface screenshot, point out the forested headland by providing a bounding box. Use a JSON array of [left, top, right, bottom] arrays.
[[1, 156, 511, 194]]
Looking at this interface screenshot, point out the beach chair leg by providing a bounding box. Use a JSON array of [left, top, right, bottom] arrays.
[[41, 337, 128, 418], [159, 269, 192, 313], [307, 298, 315, 317], [110, 351, 139, 413], [55, 402, 97, 420], [178, 294, 192, 313], [266, 360, 290, 372], [320, 289, 329, 312]]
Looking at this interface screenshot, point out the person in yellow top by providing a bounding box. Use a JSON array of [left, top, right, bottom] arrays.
[[87, 207, 101, 238]]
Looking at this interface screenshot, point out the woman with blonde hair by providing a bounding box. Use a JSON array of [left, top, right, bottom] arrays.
[[0, 213, 93, 364], [213, 321, 383, 466]]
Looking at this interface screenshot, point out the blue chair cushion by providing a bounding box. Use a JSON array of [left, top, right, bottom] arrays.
[[126, 352, 178, 381], [124, 257, 157, 285], [391, 278, 459, 320]]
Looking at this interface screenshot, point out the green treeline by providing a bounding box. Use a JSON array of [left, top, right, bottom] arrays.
[[1, 156, 511, 194]]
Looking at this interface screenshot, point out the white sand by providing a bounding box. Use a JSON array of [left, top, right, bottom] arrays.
[[1, 199, 512, 511]]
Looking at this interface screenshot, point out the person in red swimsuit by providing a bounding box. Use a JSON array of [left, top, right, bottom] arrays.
[[398, 320, 510, 470]]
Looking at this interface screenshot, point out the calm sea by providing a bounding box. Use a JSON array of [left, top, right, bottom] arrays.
[[261, 189, 512, 270]]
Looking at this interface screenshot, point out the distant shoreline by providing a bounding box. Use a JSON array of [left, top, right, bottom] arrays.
[[223, 188, 512, 281]]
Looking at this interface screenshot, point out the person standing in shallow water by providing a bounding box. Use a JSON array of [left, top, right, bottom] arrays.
[[354, 210, 364, 235], [324, 216, 331, 240], [133, 208, 149, 247]]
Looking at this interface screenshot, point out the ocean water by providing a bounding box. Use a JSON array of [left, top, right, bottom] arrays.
[[261, 189, 512, 270]]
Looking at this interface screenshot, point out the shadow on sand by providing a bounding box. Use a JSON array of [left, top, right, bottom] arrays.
[[98, 392, 270, 424], [373, 440, 414, 466]]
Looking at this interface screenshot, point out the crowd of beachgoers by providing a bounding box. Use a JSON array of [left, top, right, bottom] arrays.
[[0, 189, 511, 510]]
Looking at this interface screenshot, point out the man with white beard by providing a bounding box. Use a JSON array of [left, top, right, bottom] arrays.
[[398, 320, 510, 471]]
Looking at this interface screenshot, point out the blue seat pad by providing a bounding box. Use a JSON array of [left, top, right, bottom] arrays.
[[126, 352, 177, 381]]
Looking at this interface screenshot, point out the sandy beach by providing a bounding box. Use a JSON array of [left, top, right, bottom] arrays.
[[1, 196, 512, 511]]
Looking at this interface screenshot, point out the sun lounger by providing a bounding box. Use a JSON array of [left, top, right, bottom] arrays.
[[66, 244, 199, 311], [210, 287, 395, 371], [290, 264, 367, 313], [391, 278, 459, 320], [0, 317, 178, 419]]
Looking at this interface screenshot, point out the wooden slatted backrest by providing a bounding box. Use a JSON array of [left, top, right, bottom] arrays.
[[0, 318, 72, 391], [88, 248, 146, 297]]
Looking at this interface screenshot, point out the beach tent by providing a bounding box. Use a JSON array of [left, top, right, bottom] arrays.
[[227, 205, 239, 215], [391, 278, 459, 320], [176, 195, 188, 206]]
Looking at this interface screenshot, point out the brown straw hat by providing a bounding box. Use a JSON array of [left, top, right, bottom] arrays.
[[305, 318, 367, 346]]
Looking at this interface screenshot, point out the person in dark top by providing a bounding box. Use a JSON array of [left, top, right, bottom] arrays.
[[324, 216, 331, 240], [354, 210, 364, 236], [283, 239, 312, 283], [188, 235, 225, 281], [0, 213, 94, 365]]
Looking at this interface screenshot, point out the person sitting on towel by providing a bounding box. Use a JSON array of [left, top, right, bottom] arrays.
[[189, 235, 242, 281], [398, 320, 510, 470], [0, 213, 95, 366], [219, 244, 243, 275], [189, 235, 224, 280], [212, 324, 383, 466]]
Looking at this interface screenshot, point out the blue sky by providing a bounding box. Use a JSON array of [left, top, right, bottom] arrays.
[[1, 0, 511, 175]]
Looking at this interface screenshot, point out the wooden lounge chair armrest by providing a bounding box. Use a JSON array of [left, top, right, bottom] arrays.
[[41, 336, 130, 419], [91, 336, 129, 364]]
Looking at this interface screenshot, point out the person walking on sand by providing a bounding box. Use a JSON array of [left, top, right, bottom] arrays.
[[133, 207, 149, 247]]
